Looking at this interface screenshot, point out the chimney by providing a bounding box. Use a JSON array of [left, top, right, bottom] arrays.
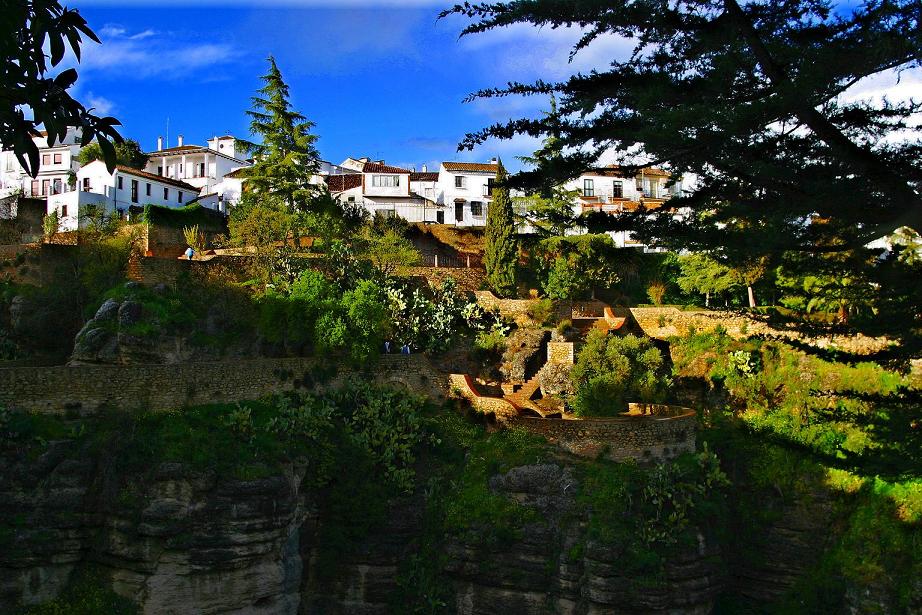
[[178, 134, 184, 147], [421, 164, 427, 173], [157, 136, 163, 151], [489, 157, 498, 165]]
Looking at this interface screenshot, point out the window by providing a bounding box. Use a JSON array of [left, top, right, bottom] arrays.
[[347, 195, 355, 203], [157, 166, 163, 176], [42, 179, 50, 195], [4, 155, 13, 171], [42, 154, 50, 166], [371, 175, 399, 188], [635, 177, 643, 190], [470, 201, 483, 217], [436, 211, 444, 224], [53, 153, 62, 164], [486, 177, 495, 196], [131, 180, 139, 203], [31, 180, 39, 196], [146, 183, 151, 197], [179, 163, 183, 174], [178, 191, 183, 203], [583, 178, 594, 197], [82, 178, 90, 192], [455, 175, 466, 189], [117, 176, 123, 190], [61, 204, 68, 218], [52, 179, 61, 195], [163, 187, 169, 200], [455, 202, 464, 222], [612, 180, 623, 198], [376, 209, 396, 219], [198, 163, 205, 177]]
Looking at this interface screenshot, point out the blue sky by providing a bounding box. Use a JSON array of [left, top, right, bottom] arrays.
[[64, 1, 636, 172], [64, 1, 919, 172]]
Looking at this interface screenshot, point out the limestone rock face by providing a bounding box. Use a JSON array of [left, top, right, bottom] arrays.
[[446, 463, 725, 615], [0, 443, 310, 615]]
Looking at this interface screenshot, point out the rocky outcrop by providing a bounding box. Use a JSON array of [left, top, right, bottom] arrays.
[[445, 464, 725, 615], [0, 440, 310, 614]]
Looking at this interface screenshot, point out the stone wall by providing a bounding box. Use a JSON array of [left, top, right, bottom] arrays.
[[448, 373, 519, 420], [144, 212, 228, 258], [127, 254, 254, 287], [474, 291, 607, 322], [403, 266, 486, 293], [629, 307, 891, 354], [0, 355, 444, 415], [509, 405, 696, 462]]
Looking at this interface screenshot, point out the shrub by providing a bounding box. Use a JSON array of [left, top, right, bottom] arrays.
[[556, 318, 573, 336], [570, 331, 671, 416], [526, 298, 555, 326], [647, 279, 667, 305], [537, 361, 574, 396]]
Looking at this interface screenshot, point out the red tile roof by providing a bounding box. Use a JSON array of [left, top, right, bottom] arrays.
[[410, 172, 439, 182], [147, 145, 203, 156], [363, 162, 411, 174], [442, 162, 498, 173], [115, 165, 200, 192], [325, 174, 363, 192]]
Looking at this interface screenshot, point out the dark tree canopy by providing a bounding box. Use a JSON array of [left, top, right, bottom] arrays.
[[442, 0, 922, 256], [77, 138, 148, 169], [2, 0, 122, 176]]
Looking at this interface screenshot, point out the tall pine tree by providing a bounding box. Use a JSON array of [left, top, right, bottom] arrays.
[[237, 56, 320, 212], [484, 159, 518, 297]]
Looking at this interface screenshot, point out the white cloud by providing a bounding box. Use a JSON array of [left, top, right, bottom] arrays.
[[70, 24, 239, 80], [85, 93, 116, 115]]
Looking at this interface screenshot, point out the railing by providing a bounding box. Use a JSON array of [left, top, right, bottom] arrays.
[[419, 252, 482, 268]]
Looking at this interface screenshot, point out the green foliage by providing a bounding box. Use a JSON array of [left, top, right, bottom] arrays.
[[19, 573, 137, 615], [483, 159, 517, 297], [236, 56, 321, 210], [525, 297, 555, 326], [2, 0, 123, 176], [181, 224, 205, 254], [532, 234, 623, 301], [359, 228, 421, 277], [142, 203, 225, 230], [42, 210, 60, 240], [571, 331, 671, 416], [677, 253, 742, 307], [76, 138, 148, 169]]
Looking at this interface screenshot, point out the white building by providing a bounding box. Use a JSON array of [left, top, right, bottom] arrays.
[[438, 161, 498, 227], [48, 160, 200, 231], [325, 160, 445, 223], [144, 135, 251, 211], [0, 129, 83, 199]]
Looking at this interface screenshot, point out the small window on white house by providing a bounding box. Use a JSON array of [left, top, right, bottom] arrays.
[[583, 178, 594, 197], [61, 204, 67, 218], [146, 183, 151, 197], [131, 180, 139, 203], [455, 176, 466, 189], [371, 175, 399, 188], [82, 178, 90, 192], [179, 191, 184, 203], [470, 201, 483, 217], [53, 153, 62, 164], [163, 187, 169, 200], [117, 176, 123, 190], [612, 181, 623, 198]]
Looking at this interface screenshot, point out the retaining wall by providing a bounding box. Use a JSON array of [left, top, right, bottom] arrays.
[[474, 291, 607, 322], [403, 266, 486, 293], [0, 354, 444, 415], [509, 405, 696, 462], [448, 373, 519, 420]]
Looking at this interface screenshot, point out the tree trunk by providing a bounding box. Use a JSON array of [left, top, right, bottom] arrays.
[[747, 286, 756, 309], [705, 291, 710, 308]]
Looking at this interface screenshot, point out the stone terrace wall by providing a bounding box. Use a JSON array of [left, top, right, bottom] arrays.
[[0, 355, 444, 415], [127, 255, 254, 287], [448, 373, 519, 420], [629, 307, 891, 354], [403, 266, 486, 293], [474, 291, 607, 322], [509, 407, 696, 462]]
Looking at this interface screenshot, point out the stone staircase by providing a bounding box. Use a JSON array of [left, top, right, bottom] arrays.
[[505, 373, 543, 414]]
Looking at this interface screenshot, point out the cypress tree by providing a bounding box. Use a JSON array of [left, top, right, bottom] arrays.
[[237, 56, 320, 212], [484, 159, 517, 297]]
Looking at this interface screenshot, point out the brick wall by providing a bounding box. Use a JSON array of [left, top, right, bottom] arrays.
[[0, 355, 444, 415], [128, 255, 254, 287]]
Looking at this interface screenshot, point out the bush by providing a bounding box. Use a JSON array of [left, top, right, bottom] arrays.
[[570, 332, 671, 416], [526, 298, 555, 326], [537, 361, 574, 396]]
